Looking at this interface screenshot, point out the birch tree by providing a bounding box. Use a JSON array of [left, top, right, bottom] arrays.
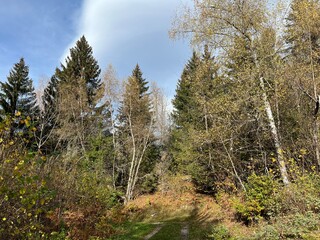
[[102, 64, 122, 188], [118, 65, 154, 203], [171, 0, 290, 184]]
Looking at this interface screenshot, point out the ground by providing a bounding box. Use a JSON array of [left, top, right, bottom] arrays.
[[106, 175, 251, 240]]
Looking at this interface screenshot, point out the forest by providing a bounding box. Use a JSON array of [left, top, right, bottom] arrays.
[[1, 0, 320, 239]]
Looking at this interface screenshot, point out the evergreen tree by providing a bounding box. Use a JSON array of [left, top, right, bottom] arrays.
[[170, 48, 220, 192], [132, 64, 149, 97], [56, 35, 102, 108], [42, 75, 58, 114], [0, 58, 38, 118], [172, 51, 200, 127], [54, 36, 104, 151], [35, 75, 59, 153], [117, 65, 154, 202]]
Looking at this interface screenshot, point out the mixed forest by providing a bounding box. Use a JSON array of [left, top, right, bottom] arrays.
[[1, 0, 320, 239]]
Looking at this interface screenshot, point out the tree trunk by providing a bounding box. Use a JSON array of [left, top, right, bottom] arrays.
[[260, 77, 289, 185]]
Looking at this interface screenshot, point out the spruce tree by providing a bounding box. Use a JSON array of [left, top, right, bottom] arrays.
[[171, 51, 200, 127], [117, 65, 154, 202], [42, 75, 58, 113], [132, 64, 149, 97], [36, 75, 59, 152], [170, 48, 220, 193], [0, 58, 38, 117], [54, 36, 104, 151], [56, 35, 102, 108]]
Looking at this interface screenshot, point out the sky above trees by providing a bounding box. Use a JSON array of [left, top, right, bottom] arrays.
[[0, 0, 191, 98]]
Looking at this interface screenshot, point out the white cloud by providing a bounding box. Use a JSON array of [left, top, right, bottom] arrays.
[[61, 0, 192, 98]]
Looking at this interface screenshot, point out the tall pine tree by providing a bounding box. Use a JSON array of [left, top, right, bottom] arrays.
[[55, 36, 104, 151], [0, 58, 38, 118], [170, 48, 221, 192], [117, 65, 154, 202], [34, 75, 59, 153], [56, 35, 102, 108], [172, 51, 200, 127], [132, 64, 149, 97]]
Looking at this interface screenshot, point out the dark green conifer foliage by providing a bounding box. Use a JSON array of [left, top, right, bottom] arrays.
[[56, 35, 102, 107], [170, 48, 220, 193], [117, 65, 155, 196], [42, 75, 58, 115], [132, 64, 149, 97], [171, 51, 200, 127], [0, 58, 38, 117], [37, 75, 59, 152], [53, 36, 104, 152], [118, 64, 150, 125]]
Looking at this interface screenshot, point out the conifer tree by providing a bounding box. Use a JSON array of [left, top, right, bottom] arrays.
[[35, 75, 59, 152], [56, 35, 102, 108], [54, 36, 105, 152], [172, 51, 200, 127], [117, 65, 154, 202], [42, 75, 58, 114], [170, 49, 219, 192], [0, 58, 38, 118], [132, 64, 149, 97], [171, 0, 290, 185]]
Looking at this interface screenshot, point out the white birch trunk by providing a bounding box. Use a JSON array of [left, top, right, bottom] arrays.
[[259, 77, 289, 185]]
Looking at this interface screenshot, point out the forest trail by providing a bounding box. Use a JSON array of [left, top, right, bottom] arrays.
[[143, 224, 163, 240], [181, 223, 189, 240], [142, 222, 190, 240]]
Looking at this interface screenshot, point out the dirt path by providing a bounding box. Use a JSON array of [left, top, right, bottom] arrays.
[[144, 224, 163, 240], [181, 223, 189, 240]]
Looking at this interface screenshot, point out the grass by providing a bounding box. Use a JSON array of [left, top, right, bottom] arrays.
[[149, 222, 182, 240], [106, 220, 214, 240], [188, 222, 213, 240], [107, 222, 156, 240]]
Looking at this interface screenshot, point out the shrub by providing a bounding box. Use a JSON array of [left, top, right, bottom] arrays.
[[252, 212, 320, 240], [0, 116, 55, 239], [233, 174, 281, 223], [251, 225, 280, 240], [208, 224, 232, 240]]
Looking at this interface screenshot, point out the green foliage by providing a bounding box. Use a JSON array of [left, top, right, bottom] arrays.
[[171, 51, 201, 127], [170, 49, 220, 194], [0, 58, 38, 117], [0, 116, 54, 239], [251, 225, 280, 240], [208, 224, 232, 240], [139, 173, 158, 194], [251, 212, 320, 240], [233, 174, 280, 223], [279, 173, 320, 214], [38, 75, 59, 153], [56, 35, 102, 107], [131, 64, 149, 97]]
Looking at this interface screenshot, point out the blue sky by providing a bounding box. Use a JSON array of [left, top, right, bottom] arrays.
[[0, 0, 191, 99]]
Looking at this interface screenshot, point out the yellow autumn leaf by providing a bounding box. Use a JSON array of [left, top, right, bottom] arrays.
[[300, 149, 307, 155]]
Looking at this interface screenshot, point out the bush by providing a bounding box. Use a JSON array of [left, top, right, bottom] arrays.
[[251, 225, 280, 240], [252, 212, 320, 240], [208, 224, 232, 240], [233, 174, 281, 223], [0, 116, 55, 239]]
